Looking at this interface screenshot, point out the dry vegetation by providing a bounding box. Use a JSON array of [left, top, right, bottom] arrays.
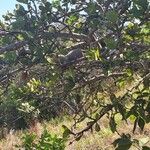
[[0, 115, 149, 150]]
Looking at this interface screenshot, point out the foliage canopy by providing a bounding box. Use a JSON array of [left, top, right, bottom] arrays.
[[0, 0, 149, 149]]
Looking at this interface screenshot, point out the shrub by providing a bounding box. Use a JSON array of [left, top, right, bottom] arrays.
[[17, 129, 66, 150]]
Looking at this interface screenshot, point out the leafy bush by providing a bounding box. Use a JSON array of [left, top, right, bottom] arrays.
[[17, 129, 66, 150], [0, 0, 149, 147]]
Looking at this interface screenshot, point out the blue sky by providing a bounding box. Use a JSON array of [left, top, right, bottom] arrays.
[[0, 0, 17, 20]]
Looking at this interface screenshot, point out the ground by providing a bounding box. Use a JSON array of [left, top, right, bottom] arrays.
[[0, 115, 150, 150]]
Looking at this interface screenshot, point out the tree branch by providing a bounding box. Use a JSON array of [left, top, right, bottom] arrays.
[[0, 41, 27, 54], [43, 32, 89, 41]]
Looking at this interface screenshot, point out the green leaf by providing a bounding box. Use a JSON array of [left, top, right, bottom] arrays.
[[95, 123, 101, 132], [14, 4, 28, 17], [39, 5, 45, 11], [4, 51, 17, 63], [110, 93, 117, 103], [138, 117, 145, 131], [95, 113, 99, 120], [65, 76, 75, 91], [142, 146, 150, 150], [75, 134, 82, 141], [45, 2, 52, 9], [134, 0, 148, 11], [109, 117, 117, 133], [131, 5, 144, 18], [70, 0, 76, 4], [52, 0, 60, 8], [113, 134, 132, 150], [117, 103, 126, 120], [143, 78, 150, 88], [66, 15, 78, 25], [16, 0, 28, 4], [62, 125, 72, 138], [86, 2, 96, 14], [87, 121, 94, 127], [126, 69, 133, 77], [105, 38, 117, 49], [117, 78, 126, 88], [106, 10, 118, 23], [94, 49, 101, 60], [145, 102, 150, 114], [133, 118, 138, 133]]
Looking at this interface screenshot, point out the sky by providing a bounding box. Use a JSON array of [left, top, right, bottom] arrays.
[[0, 0, 17, 20]]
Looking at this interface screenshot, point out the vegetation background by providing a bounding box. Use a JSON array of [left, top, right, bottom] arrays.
[[0, 0, 149, 149]]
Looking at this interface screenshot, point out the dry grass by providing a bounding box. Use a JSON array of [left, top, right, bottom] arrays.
[[0, 130, 22, 150], [0, 115, 149, 150]]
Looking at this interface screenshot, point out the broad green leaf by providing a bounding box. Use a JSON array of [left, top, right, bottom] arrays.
[[113, 134, 132, 150]]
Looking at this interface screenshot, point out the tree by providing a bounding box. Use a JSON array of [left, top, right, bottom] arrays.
[[0, 0, 149, 148]]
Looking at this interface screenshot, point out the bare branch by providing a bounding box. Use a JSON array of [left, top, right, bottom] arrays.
[[73, 72, 126, 90], [0, 41, 27, 54], [43, 32, 89, 42]]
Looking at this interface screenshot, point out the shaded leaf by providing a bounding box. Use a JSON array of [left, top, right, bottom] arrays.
[[109, 117, 117, 133], [75, 134, 82, 141], [95, 123, 101, 132], [105, 38, 117, 49], [62, 125, 72, 138], [106, 10, 118, 23], [138, 117, 145, 131], [133, 118, 138, 133], [113, 134, 132, 150], [142, 146, 150, 150], [87, 121, 94, 127], [117, 103, 126, 120]]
